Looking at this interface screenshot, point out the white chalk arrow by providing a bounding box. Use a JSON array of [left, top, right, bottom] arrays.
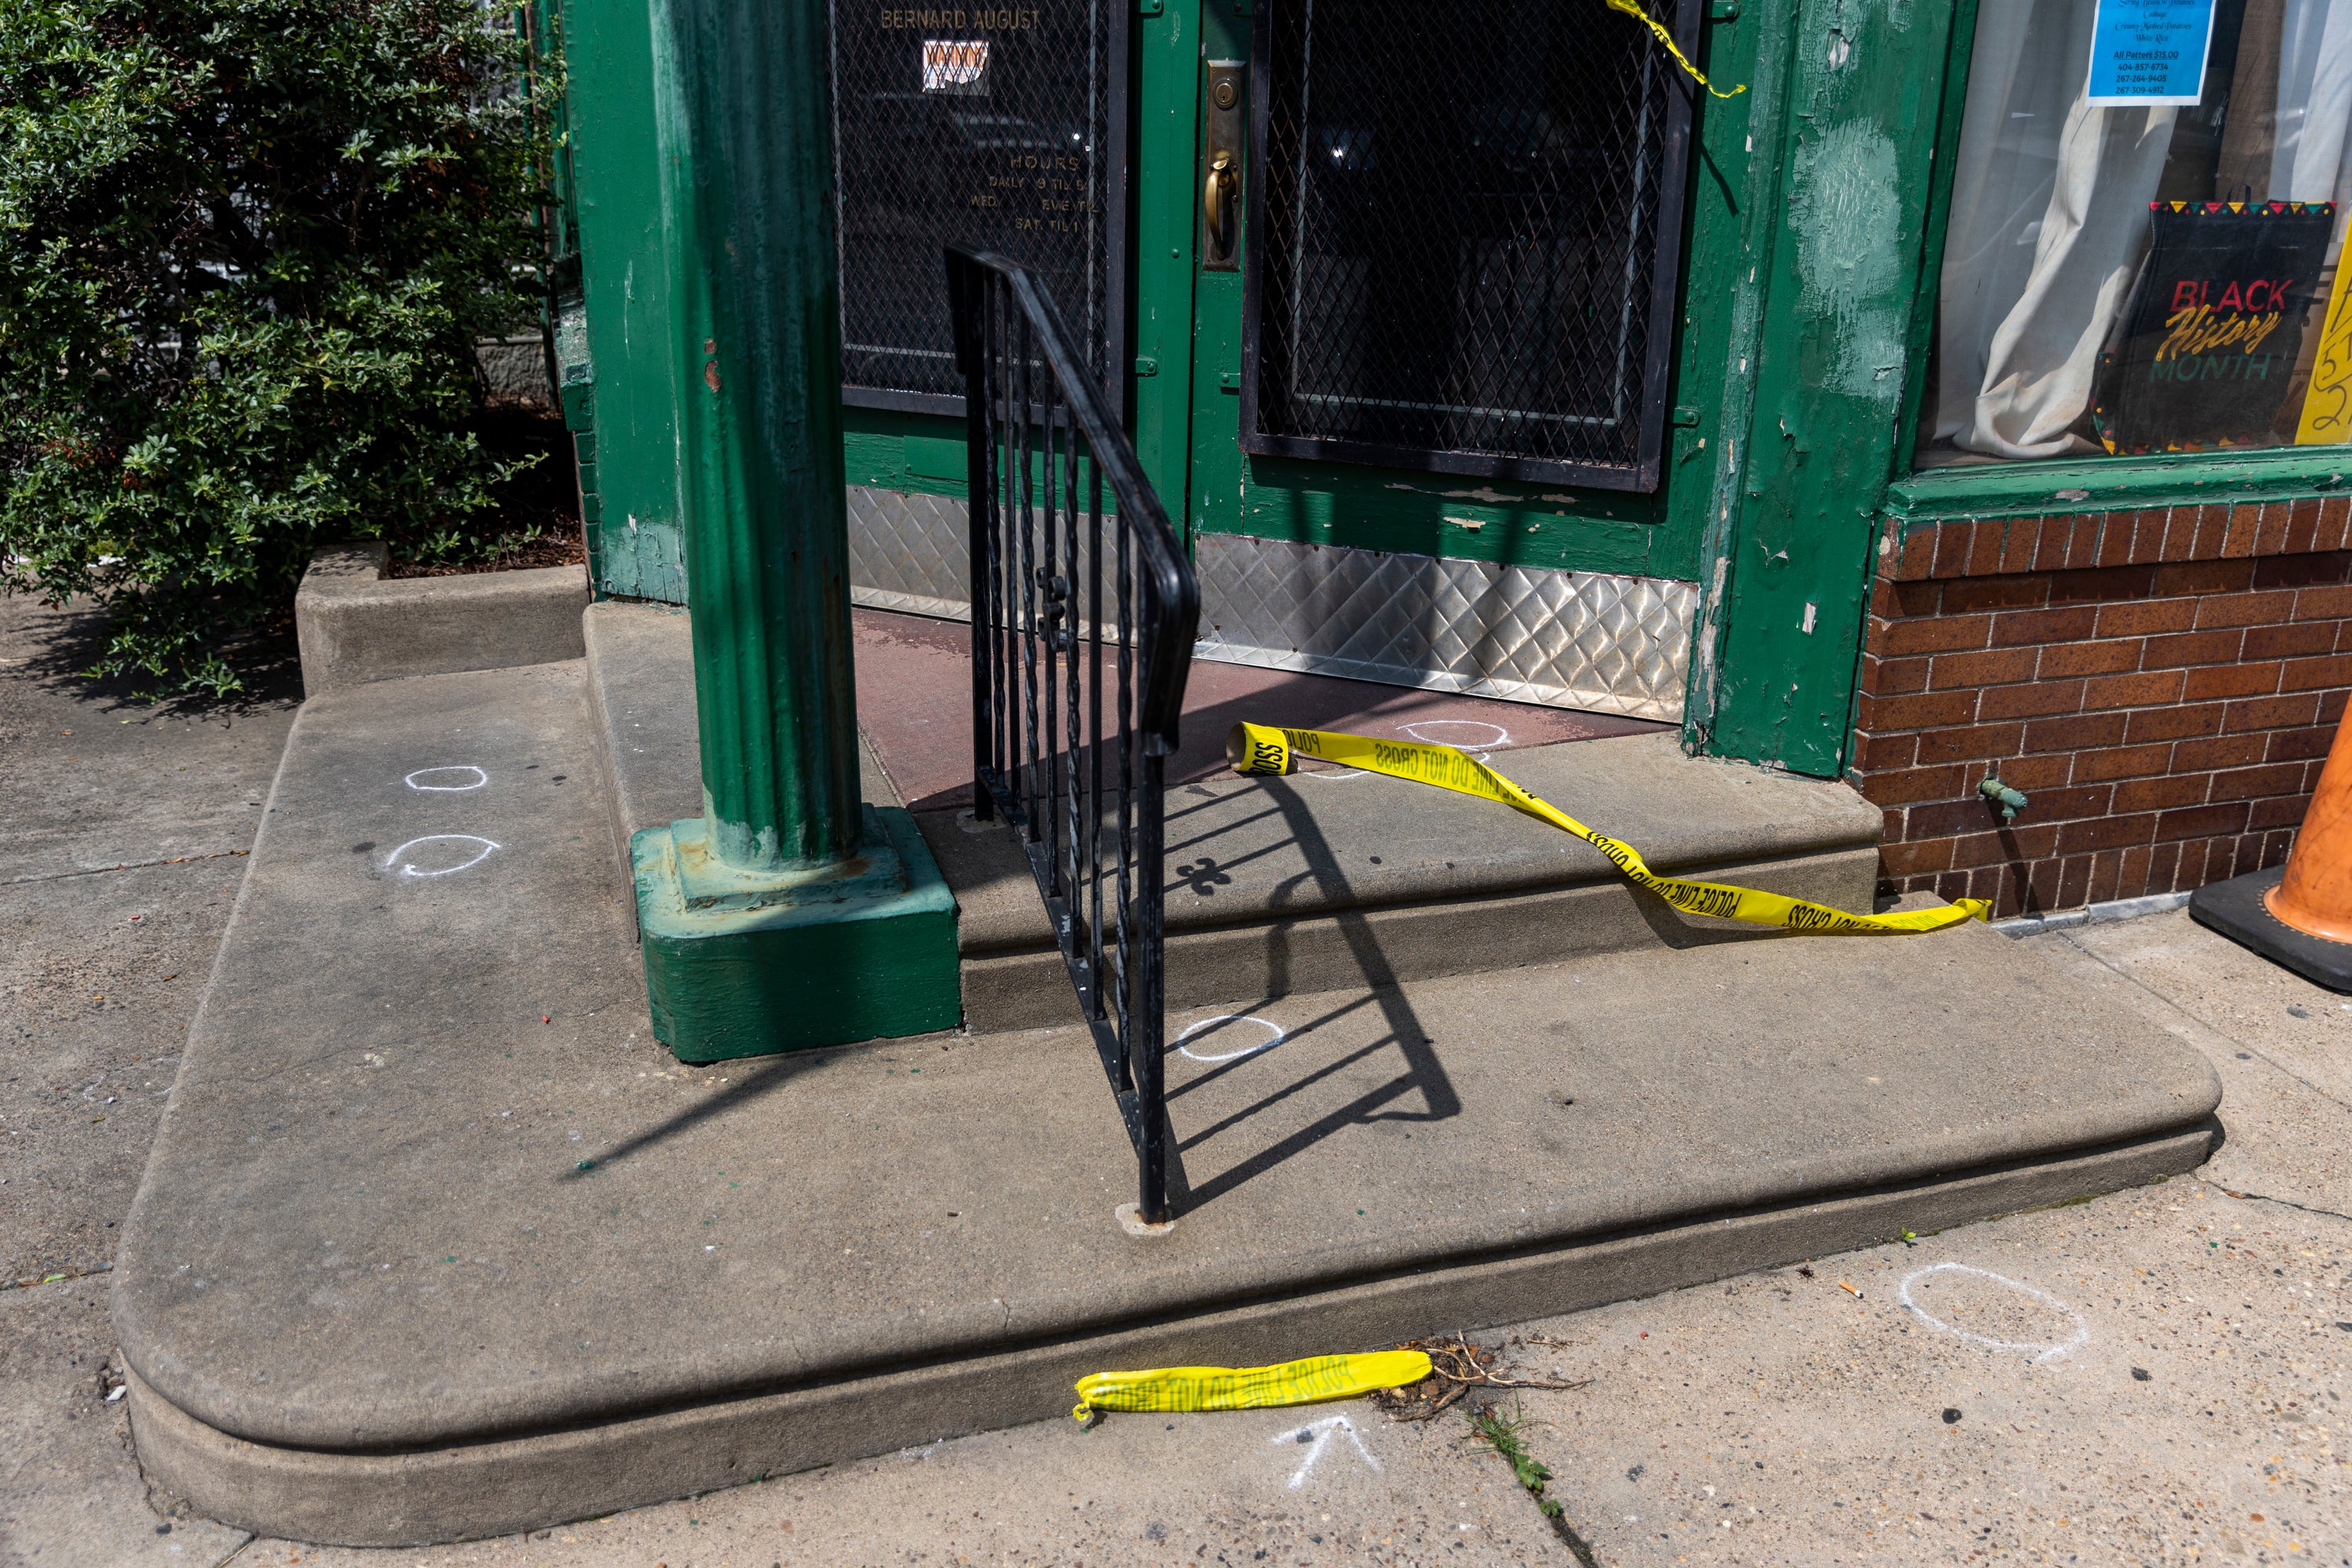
[[1271, 1414, 1380, 1490]]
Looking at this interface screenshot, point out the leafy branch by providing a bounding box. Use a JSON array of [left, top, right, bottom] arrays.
[[0, 0, 552, 697]]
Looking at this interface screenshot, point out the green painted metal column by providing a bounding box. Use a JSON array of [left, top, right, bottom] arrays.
[[628, 0, 960, 1061], [661, 0, 859, 873]]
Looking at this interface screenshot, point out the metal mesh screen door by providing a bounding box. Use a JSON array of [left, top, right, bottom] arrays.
[[1240, 0, 1700, 491], [831, 3, 1125, 412]]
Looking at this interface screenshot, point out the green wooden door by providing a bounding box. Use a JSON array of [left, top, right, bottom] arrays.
[[1129, 0, 1305, 543], [1127, 0, 1245, 541], [1128, 0, 1754, 670], [836, 0, 1232, 535], [836, 0, 1751, 586], [826, 0, 1893, 775]]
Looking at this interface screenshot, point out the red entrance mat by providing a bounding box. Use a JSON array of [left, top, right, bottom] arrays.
[[852, 608, 1668, 811]]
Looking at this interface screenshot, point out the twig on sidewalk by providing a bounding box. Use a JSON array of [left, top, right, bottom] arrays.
[[1372, 1331, 1590, 1422], [6, 1261, 114, 1291]]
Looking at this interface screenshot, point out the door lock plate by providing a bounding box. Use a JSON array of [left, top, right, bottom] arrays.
[[1201, 60, 1247, 273]]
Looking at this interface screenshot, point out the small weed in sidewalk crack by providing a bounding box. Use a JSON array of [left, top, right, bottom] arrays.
[[1466, 1399, 1559, 1517], [1465, 1397, 1601, 1567]]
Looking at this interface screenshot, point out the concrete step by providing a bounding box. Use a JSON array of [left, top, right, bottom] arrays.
[[296, 543, 588, 696], [584, 601, 1886, 1029], [116, 655, 2218, 1544]]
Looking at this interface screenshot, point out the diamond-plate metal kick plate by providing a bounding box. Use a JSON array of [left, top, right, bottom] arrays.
[[846, 486, 971, 620], [845, 488, 1694, 720], [1192, 535, 1693, 720]]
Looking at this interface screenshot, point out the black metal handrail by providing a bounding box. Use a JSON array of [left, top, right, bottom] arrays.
[[947, 246, 1200, 1225]]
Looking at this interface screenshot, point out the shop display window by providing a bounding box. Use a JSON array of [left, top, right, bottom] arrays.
[[1917, 0, 2352, 466]]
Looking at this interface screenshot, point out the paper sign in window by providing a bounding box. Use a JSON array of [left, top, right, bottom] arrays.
[[921, 38, 989, 95], [2296, 260, 2352, 445], [2091, 201, 2336, 453], [2085, 0, 2216, 107]]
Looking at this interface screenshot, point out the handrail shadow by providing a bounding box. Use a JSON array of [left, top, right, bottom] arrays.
[[1162, 771, 1460, 1213]]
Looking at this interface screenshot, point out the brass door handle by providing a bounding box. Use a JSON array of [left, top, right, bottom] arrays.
[[1204, 151, 1236, 260], [1200, 61, 1244, 273]]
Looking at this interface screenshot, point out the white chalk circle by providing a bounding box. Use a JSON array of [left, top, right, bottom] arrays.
[[404, 766, 488, 792], [1176, 1014, 1285, 1063], [384, 835, 501, 878], [1398, 719, 1510, 751], [1898, 1261, 2089, 1363]]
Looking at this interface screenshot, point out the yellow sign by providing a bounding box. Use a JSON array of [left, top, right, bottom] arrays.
[[2297, 258, 2352, 445]]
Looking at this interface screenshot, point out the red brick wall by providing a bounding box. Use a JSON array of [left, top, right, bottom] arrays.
[[1855, 499, 2352, 916]]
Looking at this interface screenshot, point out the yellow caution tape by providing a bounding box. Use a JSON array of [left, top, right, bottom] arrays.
[[1602, 0, 1746, 97], [1073, 1350, 1433, 1421], [1228, 723, 1989, 935]]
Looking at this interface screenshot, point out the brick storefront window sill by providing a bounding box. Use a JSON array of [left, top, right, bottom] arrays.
[[1889, 448, 2352, 525]]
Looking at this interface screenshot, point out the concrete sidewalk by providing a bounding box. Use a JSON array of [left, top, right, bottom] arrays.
[[199, 911, 2352, 1568], [2, 595, 297, 1568], [109, 652, 2212, 1546], [10, 584, 2352, 1565]]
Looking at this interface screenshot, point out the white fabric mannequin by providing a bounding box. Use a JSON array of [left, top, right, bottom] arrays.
[[2276, 0, 2352, 212], [1937, 0, 2178, 459]]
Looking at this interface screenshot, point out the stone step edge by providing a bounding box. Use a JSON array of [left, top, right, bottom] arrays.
[[578, 599, 1887, 1010], [959, 842, 1882, 1033], [126, 1122, 2212, 1548], [296, 543, 588, 697]]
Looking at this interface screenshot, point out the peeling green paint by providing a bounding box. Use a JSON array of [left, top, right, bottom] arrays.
[[1888, 445, 2352, 521], [1790, 120, 1905, 403], [565, 0, 691, 602], [1697, 0, 1958, 776], [1689, 0, 1802, 742], [635, 806, 960, 1060]]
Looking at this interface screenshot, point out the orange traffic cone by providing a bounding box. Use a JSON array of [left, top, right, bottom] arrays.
[[2266, 719, 2352, 942], [2192, 710, 2352, 986]]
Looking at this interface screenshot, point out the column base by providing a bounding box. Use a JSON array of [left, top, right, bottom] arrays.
[[633, 804, 960, 1060]]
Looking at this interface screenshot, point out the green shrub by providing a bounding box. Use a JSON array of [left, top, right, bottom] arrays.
[[0, 0, 550, 697]]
